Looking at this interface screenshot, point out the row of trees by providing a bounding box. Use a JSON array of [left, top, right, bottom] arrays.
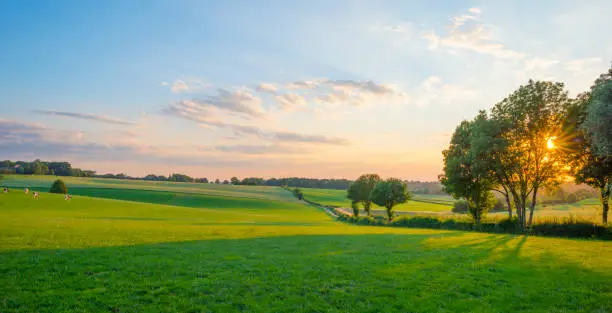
[[346, 174, 411, 221], [0, 160, 95, 177], [440, 65, 611, 229]]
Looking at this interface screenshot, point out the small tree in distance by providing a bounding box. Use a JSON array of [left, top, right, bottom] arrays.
[[50, 179, 68, 194], [370, 178, 411, 221], [347, 174, 381, 216]]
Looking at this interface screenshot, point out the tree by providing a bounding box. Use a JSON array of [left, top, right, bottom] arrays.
[[223, 180, 229, 184], [230, 177, 240, 185], [566, 68, 612, 224], [370, 178, 410, 221], [439, 115, 497, 227], [215, 179, 221, 184], [50, 179, 68, 194], [292, 188, 304, 200], [350, 200, 360, 217], [583, 81, 612, 157], [347, 174, 381, 216], [489, 80, 572, 230]]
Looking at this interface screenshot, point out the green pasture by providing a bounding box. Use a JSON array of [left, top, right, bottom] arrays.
[[1, 187, 612, 312], [1, 175, 295, 202], [300, 187, 453, 212]]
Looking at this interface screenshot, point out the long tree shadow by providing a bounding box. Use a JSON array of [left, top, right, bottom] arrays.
[[1, 232, 610, 313]]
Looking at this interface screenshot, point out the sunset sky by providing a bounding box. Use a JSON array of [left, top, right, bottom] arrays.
[[1, 0, 611, 180]]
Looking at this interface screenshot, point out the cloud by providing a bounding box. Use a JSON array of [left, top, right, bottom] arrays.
[[275, 93, 307, 110], [199, 88, 266, 118], [421, 8, 525, 60], [163, 101, 350, 145], [215, 144, 304, 155], [286, 79, 324, 89], [167, 79, 211, 93], [523, 57, 560, 72], [271, 132, 350, 145], [412, 76, 480, 107], [32, 110, 135, 125], [255, 83, 278, 94], [315, 80, 408, 106], [564, 57, 603, 73]]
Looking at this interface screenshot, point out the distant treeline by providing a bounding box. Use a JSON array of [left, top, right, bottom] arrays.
[[1, 159, 446, 194]]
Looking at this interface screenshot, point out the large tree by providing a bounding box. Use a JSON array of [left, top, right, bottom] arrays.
[[566, 67, 612, 224], [488, 80, 572, 230], [370, 178, 410, 221], [583, 80, 612, 157], [347, 174, 381, 216], [440, 113, 497, 227]]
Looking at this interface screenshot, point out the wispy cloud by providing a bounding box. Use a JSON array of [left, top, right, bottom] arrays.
[[215, 144, 304, 155], [421, 8, 525, 60], [163, 100, 349, 145], [166, 79, 211, 93], [275, 93, 307, 110], [32, 110, 135, 125], [411, 76, 480, 107], [564, 57, 603, 73], [198, 88, 266, 118], [255, 83, 278, 94]]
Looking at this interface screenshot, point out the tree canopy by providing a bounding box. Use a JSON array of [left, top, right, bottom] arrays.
[[347, 174, 381, 216], [370, 178, 411, 221]]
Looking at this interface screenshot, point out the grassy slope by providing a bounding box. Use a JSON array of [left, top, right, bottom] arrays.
[[1, 191, 612, 312], [2, 175, 295, 202]]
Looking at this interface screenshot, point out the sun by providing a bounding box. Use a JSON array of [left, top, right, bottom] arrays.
[[547, 137, 556, 149]]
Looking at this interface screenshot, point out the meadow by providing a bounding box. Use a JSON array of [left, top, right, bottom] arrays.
[[300, 187, 454, 213], [1, 178, 612, 312]]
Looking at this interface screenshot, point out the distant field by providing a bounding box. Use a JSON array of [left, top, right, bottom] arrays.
[[1, 190, 612, 312], [300, 187, 453, 212], [2, 175, 296, 202]]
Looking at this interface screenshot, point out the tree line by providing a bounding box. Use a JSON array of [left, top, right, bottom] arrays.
[[439, 65, 611, 229]]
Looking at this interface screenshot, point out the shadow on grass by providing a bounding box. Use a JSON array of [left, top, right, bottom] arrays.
[[1, 232, 610, 313]]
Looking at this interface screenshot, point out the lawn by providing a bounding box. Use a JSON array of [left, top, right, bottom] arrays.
[[1, 189, 612, 312]]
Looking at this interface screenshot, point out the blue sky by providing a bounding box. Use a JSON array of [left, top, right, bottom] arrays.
[[1, 0, 611, 180]]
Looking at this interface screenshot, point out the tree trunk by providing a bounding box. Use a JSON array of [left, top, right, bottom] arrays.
[[505, 193, 512, 219], [387, 206, 393, 222], [364, 201, 372, 217], [602, 185, 610, 225], [528, 188, 538, 228]]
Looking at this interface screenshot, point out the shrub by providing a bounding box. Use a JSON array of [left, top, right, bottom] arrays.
[[50, 179, 68, 194], [452, 200, 468, 213], [565, 193, 578, 204], [292, 188, 304, 200]]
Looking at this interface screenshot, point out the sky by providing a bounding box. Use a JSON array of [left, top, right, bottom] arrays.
[[1, 0, 611, 181]]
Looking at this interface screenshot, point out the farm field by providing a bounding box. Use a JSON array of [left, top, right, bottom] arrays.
[[1, 182, 612, 312], [1, 175, 295, 202]]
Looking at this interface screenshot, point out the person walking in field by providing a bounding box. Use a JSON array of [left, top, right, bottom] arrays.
[[33, 192, 39, 199]]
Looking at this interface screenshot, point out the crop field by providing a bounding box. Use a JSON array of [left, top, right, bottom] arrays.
[[1, 178, 612, 312]]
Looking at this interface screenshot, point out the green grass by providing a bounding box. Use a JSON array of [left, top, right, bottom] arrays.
[[2, 188, 612, 312], [2, 175, 295, 202], [300, 187, 453, 212]]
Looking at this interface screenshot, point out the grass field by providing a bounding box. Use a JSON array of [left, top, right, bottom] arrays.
[[1, 180, 612, 312], [300, 187, 453, 212]]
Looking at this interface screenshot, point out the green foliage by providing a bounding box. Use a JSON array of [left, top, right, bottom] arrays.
[[168, 173, 194, 182], [230, 177, 240, 185], [440, 112, 498, 226], [292, 188, 304, 200], [347, 173, 381, 216], [49, 179, 68, 194], [583, 80, 612, 157], [452, 200, 468, 213], [370, 178, 411, 221]]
